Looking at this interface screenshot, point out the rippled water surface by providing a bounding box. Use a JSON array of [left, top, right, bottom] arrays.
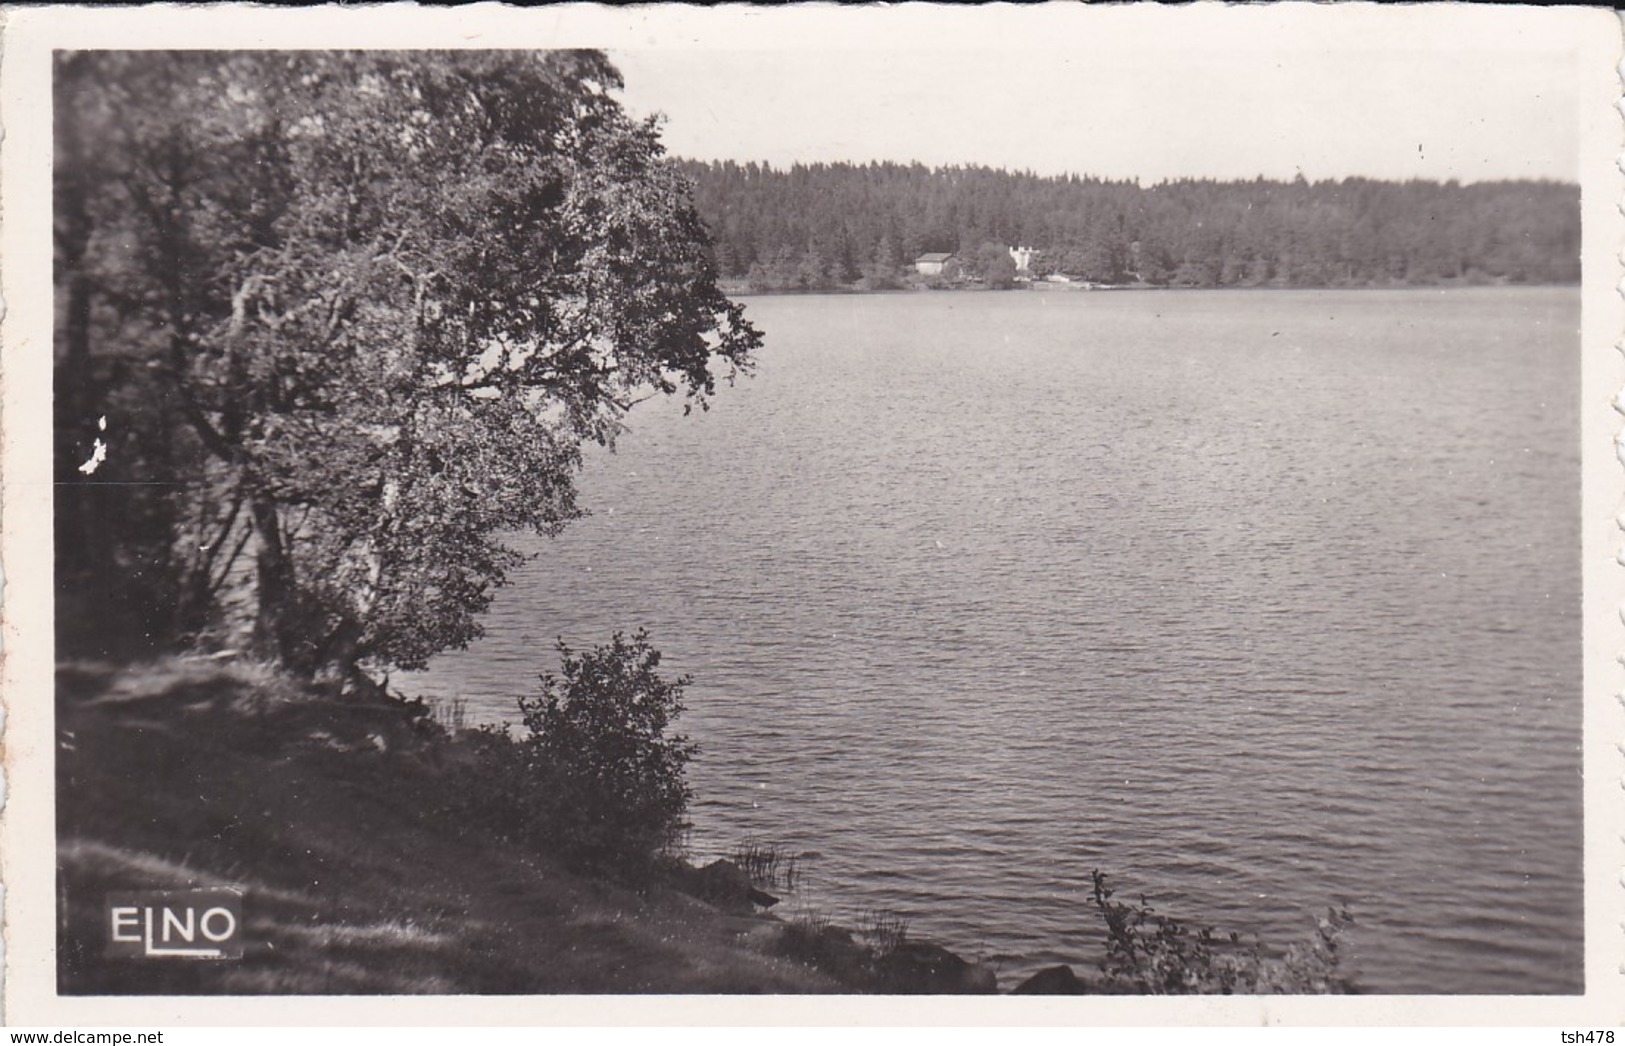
[[406, 287, 1581, 994]]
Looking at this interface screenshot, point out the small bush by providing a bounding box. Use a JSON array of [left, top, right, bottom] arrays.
[[514, 630, 698, 872], [431, 631, 696, 877], [1248, 906, 1357, 995], [1089, 870, 1355, 995]]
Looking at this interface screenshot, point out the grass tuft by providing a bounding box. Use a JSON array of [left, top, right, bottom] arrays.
[[857, 909, 910, 962], [728, 839, 801, 893], [427, 696, 469, 734]]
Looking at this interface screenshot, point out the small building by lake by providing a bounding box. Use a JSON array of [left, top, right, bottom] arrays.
[[914, 252, 958, 277]]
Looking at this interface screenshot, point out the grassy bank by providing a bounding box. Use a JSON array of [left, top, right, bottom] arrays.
[[56, 657, 847, 994]]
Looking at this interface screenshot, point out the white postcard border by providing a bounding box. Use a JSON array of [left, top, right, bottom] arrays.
[[2, 2, 1621, 1027]]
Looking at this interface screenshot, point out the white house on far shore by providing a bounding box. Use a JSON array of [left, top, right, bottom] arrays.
[[914, 252, 956, 276]]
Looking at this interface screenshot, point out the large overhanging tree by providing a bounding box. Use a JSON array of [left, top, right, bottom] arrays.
[[54, 51, 759, 682]]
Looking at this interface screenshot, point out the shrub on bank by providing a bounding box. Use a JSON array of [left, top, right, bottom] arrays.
[[438, 630, 697, 876], [519, 630, 697, 870], [1090, 870, 1355, 994]]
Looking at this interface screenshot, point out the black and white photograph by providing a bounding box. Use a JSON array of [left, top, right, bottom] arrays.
[[3, 2, 1621, 1026]]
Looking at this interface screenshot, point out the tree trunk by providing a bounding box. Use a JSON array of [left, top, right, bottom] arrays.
[[250, 496, 307, 673]]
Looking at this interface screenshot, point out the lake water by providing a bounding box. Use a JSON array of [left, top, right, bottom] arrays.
[[405, 287, 1582, 994]]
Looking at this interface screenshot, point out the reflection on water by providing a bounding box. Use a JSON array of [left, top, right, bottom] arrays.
[[406, 287, 1581, 993]]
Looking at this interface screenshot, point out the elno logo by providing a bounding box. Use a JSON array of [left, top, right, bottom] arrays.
[[106, 889, 244, 960]]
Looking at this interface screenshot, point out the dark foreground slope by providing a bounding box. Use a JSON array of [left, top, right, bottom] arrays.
[[54, 658, 1347, 996], [55, 658, 846, 995]]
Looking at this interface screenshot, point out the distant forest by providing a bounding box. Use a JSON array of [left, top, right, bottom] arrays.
[[677, 160, 1581, 292]]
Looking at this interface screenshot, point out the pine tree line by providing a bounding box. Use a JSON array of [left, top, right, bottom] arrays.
[[677, 160, 1580, 292]]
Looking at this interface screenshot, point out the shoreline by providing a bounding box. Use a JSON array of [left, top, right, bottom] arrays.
[[720, 279, 1580, 298], [56, 656, 1356, 996]]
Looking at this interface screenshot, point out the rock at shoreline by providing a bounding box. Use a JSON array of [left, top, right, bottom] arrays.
[[680, 859, 780, 914], [1012, 964, 1091, 995], [875, 940, 998, 995]]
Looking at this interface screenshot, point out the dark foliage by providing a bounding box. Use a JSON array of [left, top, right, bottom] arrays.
[[54, 52, 758, 679], [680, 159, 1579, 291]]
